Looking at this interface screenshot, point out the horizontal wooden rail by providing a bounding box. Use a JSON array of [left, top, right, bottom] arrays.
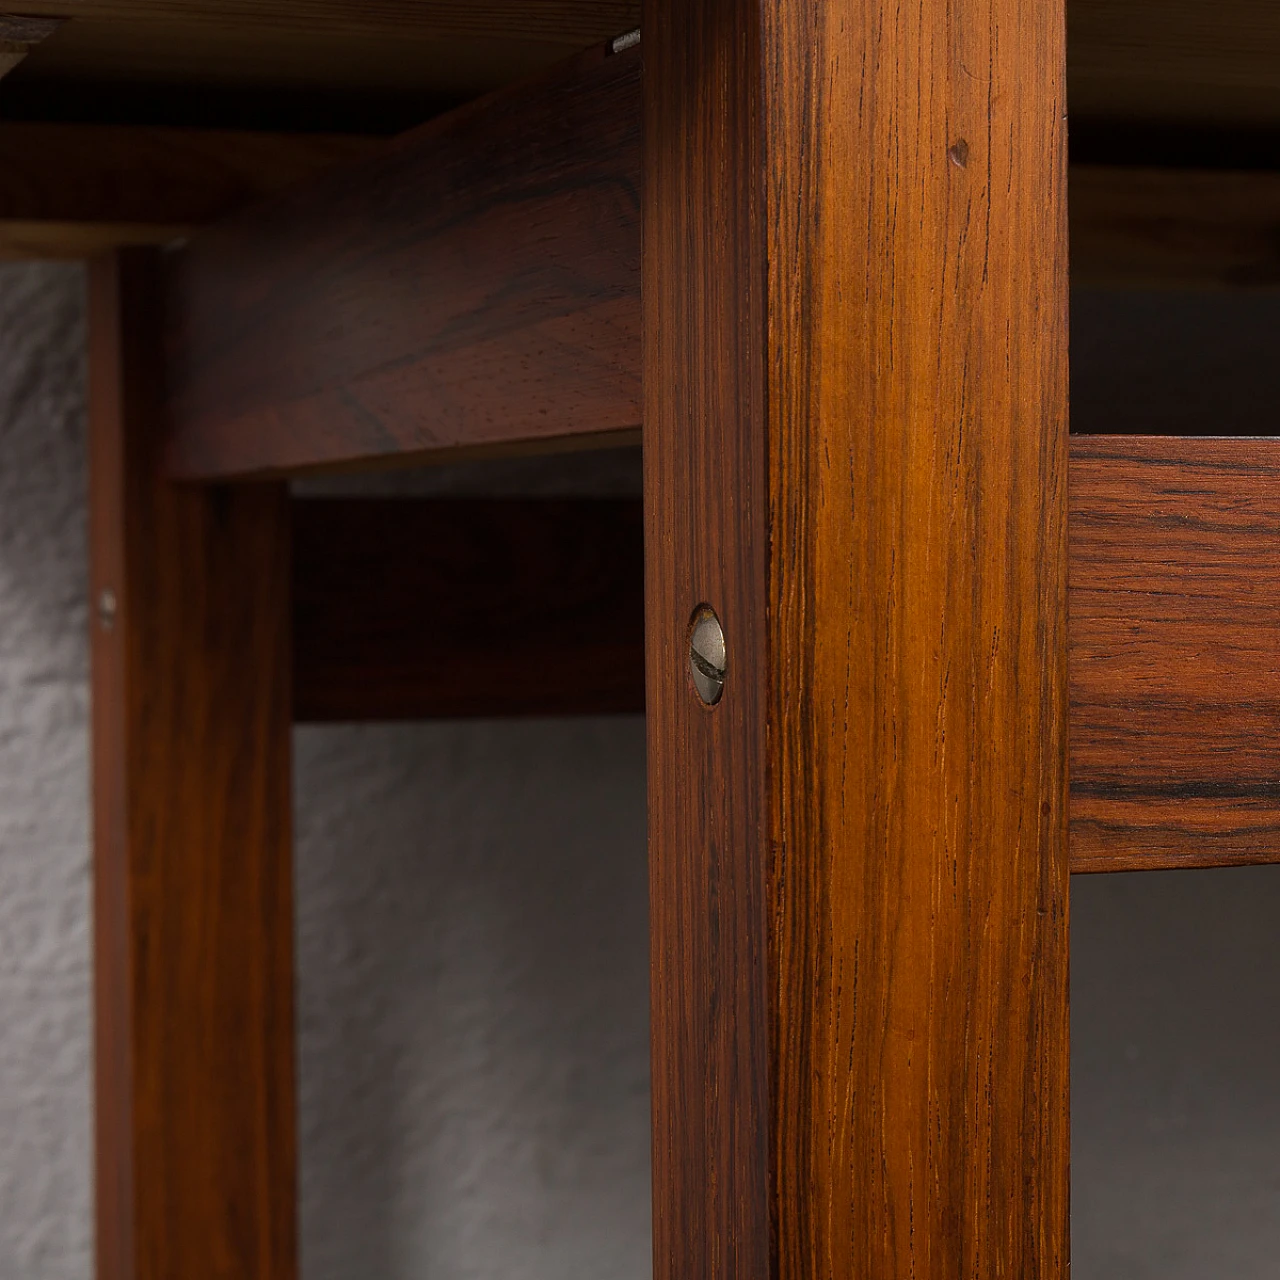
[[0, 124, 374, 259], [1069, 436, 1280, 872], [163, 42, 1279, 479], [299, 439, 1280, 872], [1070, 165, 1280, 289], [165, 42, 641, 479], [293, 498, 644, 721]]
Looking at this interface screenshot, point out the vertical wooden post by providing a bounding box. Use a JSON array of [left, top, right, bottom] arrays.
[[89, 248, 297, 1280], [643, 0, 1070, 1276]]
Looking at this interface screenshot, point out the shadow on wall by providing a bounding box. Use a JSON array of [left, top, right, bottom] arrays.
[[0, 262, 91, 1279], [1072, 865, 1280, 1280], [294, 719, 652, 1280]]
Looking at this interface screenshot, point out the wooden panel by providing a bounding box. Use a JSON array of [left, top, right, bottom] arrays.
[[293, 498, 644, 721], [1070, 0, 1280, 129], [3, 0, 1279, 134], [1071, 436, 1280, 872], [298, 450, 1280, 877], [1, 3, 640, 123], [1071, 166, 1280, 289], [156, 42, 1268, 481], [164, 41, 640, 479], [645, 5, 1068, 1280], [0, 123, 374, 259], [11, 1, 637, 43], [90, 248, 296, 1279]]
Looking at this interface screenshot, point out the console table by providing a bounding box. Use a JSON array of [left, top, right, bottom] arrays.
[[2, 3, 1277, 1276]]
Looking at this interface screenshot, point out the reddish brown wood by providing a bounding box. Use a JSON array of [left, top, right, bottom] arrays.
[[1070, 435, 1280, 871], [293, 498, 645, 721], [644, 2, 1068, 1279], [164, 41, 641, 479], [0, 123, 374, 260], [291, 451, 1280, 878], [154, 39, 1271, 483], [90, 248, 296, 1280], [1070, 166, 1280, 289]]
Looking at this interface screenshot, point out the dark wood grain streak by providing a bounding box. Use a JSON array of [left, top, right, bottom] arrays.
[[1070, 436, 1280, 871], [645, 1, 1069, 1277], [293, 498, 645, 721], [90, 248, 296, 1280], [164, 41, 640, 479]]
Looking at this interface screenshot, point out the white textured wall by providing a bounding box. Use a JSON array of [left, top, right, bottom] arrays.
[[0, 261, 1278, 1279], [0, 263, 92, 1278]]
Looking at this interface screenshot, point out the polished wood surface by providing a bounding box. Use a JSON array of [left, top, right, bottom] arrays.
[[157, 45, 1268, 481], [293, 498, 645, 721], [1, 0, 1276, 134], [1071, 166, 1280, 289], [164, 42, 640, 479], [90, 249, 296, 1280], [300, 451, 1280, 875], [0, 123, 373, 259], [1070, 0, 1280, 129], [644, 1, 1069, 1278], [1071, 436, 1280, 872], [1, 3, 639, 127]]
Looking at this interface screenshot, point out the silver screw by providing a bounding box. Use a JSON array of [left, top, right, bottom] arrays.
[[97, 588, 117, 630], [610, 28, 640, 55], [688, 605, 726, 706]]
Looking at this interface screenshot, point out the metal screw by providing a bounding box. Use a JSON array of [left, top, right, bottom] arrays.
[[97, 588, 117, 630], [688, 605, 726, 706], [610, 28, 640, 55]]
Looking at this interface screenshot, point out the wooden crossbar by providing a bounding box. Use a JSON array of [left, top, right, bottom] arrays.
[[295, 436, 1280, 874], [159, 43, 1280, 480]]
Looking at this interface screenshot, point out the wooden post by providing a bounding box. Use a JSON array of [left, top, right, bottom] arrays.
[[643, 1, 1070, 1276], [89, 248, 297, 1280]]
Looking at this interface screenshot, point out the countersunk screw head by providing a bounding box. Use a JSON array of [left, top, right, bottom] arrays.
[[688, 604, 726, 706], [97, 588, 117, 630]]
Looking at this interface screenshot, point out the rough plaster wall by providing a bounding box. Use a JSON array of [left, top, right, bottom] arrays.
[[0, 261, 1278, 1279], [294, 721, 650, 1280], [1072, 867, 1280, 1279], [0, 262, 92, 1278]]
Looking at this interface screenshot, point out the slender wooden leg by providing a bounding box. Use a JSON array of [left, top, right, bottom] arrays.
[[643, 0, 1070, 1276], [89, 248, 297, 1280]]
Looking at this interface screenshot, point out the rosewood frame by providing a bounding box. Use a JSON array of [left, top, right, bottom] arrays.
[[75, 13, 1280, 1280]]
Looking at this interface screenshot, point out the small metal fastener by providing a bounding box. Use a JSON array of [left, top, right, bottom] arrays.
[[97, 588, 117, 630], [688, 605, 726, 706], [611, 28, 640, 55]]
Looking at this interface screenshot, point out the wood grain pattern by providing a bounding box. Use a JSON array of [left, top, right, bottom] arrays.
[[5, 0, 1279, 134], [644, 1, 1068, 1278], [1071, 436, 1280, 871], [90, 248, 296, 1280], [1071, 166, 1280, 289], [1070, 0, 1280, 129], [293, 449, 1280, 875], [155, 45, 1260, 481], [293, 498, 645, 721], [163, 41, 640, 478], [0, 122, 374, 259]]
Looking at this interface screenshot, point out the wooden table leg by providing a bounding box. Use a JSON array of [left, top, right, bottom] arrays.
[[89, 248, 297, 1280], [642, 0, 1070, 1275]]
